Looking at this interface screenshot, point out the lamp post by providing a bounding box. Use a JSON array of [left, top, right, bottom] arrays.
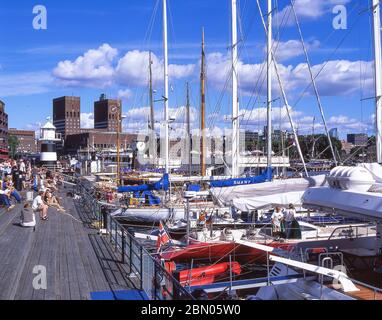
[[112, 102, 125, 186]]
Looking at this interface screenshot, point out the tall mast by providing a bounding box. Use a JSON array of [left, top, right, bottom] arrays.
[[373, 0, 382, 163], [266, 0, 273, 173], [200, 28, 206, 177], [149, 51, 156, 165], [231, 0, 239, 177], [163, 0, 170, 174], [186, 82, 192, 176]]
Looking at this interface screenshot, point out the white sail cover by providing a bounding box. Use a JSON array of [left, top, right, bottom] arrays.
[[357, 163, 382, 193], [303, 187, 382, 222], [232, 191, 304, 211], [211, 175, 327, 207]]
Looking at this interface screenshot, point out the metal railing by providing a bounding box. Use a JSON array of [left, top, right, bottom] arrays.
[[72, 179, 193, 300], [107, 215, 194, 300]]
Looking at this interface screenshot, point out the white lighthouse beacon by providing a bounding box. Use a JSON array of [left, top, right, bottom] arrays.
[[39, 117, 61, 168]]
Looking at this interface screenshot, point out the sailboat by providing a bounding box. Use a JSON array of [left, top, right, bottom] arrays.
[[209, 0, 326, 210], [301, 0, 382, 257]]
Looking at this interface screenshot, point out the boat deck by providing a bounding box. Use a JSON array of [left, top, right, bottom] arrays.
[[0, 188, 133, 300]]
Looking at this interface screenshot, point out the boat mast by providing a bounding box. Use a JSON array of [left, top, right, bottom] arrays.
[[373, 0, 382, 163], [200, 28, 206, 177], [266, 0, 273, 174], [149, 51, 156, 166], [231, 0, 239, 178], [163, 0, 170, 174], [186, 82, 192, 176]]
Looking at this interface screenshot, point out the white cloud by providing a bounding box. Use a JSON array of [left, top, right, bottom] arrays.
[[118, 88, 133, 100], [124, 105, 198, 124], [115, 50, 195, 87], [0, 71, 53, 97], [52, 46, 195, 89], [274, 0, 351, 27], [272, 39, 320, 62], [207, 51, 374, 97], [52, 43, 118, 87], [81, 113, 94, 128]]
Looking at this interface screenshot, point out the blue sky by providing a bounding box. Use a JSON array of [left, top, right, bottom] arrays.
[[0, 0, 378, 139]]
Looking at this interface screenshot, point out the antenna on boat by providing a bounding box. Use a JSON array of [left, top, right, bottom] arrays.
[[163, 0, 170, 174], [231, 0, 239, 178], [200, 28, 207, 177], [149, 51, 157, 167], [373, 0, 382, 163], [186, 82, 192, 177], [266, 0, 273, 178]]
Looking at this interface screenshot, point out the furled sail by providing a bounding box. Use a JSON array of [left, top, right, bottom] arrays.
[[209, 167, 273, 188], [117, 173, 169, 193]]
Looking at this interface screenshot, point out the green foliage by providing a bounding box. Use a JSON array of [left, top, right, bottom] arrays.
[[8, 135, 19, 158], [289, 134, 342, 161]]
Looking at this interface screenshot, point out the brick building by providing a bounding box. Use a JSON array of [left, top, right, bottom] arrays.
[[64, 131, 137, 155], [8, 129, 37, 154], [94, 94, 122, 132], [0, 100, 9, 159], [53, 96, 81, 139]]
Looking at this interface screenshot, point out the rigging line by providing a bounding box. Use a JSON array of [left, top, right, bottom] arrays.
[[292, 3, 364, 110], [130, 0, 160, 115], [206, 0, 278, 132], [240, 1, 293, 130], [290, 0, 337, 166], [207, 0, 288, 134], [256, 0, 308, 177]]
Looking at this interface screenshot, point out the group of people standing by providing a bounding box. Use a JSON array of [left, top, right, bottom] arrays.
[[271, 204, 300, 239]]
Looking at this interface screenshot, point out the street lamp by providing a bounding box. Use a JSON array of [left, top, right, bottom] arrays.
[[111, 103, 126, 186]]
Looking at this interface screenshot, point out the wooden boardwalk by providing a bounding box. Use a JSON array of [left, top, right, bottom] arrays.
[[0, 189, 133, 300]]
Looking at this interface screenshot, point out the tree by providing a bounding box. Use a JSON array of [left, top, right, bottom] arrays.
[[8, 135, 19, 159], [289, 134, 342, 162]]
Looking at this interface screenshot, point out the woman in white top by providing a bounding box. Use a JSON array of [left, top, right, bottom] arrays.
[[271, 206, 284, 237], [32, 191, 49, 220]]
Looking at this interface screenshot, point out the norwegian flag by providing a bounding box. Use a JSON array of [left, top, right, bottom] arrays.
[[156, 221, 171, 251]]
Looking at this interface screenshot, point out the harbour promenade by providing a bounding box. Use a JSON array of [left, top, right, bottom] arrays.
[[0, 187, 133, 300]]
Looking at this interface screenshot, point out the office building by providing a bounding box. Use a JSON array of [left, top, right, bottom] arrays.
[[94, 94, 122, 132], [53, 96, 81, 138], [347, 133, 368, 147], [0, 100, 8, 159], [8, 129, 37, 154]]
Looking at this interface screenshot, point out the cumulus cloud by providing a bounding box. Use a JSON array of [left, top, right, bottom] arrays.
[[52, 43, 118, 87], [81, 113, 94, 128], [115, 50, 195, 86], [52, 45, 195, 89], [274, 0, 351, 27], [271, 39, 320, 62], [118, 88, 133, 99], [207, 51, 374, 97], [124, 105, 198, 124]]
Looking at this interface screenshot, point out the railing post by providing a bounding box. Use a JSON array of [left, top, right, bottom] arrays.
[[121, 229, 125, 264], [173, 271, 181, 300], [140, 246, 143, 290], [129, 236, 132, 273], [102, 206, 108, 229], [266, 251, 270, 286], [115, 222, 118, 252]]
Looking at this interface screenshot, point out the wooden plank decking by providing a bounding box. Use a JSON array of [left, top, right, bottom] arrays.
[[0, 188, 133, 300]]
